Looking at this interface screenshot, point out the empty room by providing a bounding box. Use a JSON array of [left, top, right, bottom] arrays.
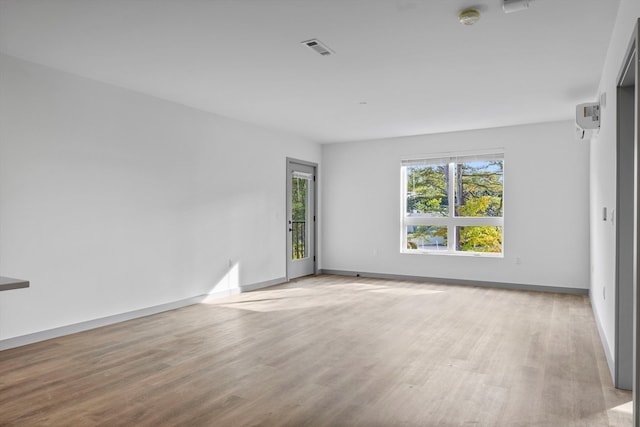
[[1, 0, 640, 425]]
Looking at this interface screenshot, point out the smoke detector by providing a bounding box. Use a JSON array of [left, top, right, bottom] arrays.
[[503, 0, 534, 14], [458, 8, 481, 25]]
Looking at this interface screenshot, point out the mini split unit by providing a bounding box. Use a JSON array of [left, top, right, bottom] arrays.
[[576, 102, 600, 140]]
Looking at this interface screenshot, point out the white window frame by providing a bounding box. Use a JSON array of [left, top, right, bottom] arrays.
[[401, 152, 504, 257]]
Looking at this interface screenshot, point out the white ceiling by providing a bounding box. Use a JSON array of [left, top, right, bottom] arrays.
[[0, 0, 620, 143]]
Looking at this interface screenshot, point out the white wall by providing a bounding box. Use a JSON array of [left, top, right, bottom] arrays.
[[590, 2, 640, 376], [0, 54, 320, 341], [321, 121, 590, 290]]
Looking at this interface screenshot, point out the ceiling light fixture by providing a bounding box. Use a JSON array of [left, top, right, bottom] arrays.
[[458, 8, 481, 26]]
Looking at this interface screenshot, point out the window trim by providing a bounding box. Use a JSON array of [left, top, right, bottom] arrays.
[[401, 151, 504, 257]]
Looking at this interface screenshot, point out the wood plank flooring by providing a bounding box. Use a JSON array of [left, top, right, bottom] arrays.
[[0, 275, 632, 426]]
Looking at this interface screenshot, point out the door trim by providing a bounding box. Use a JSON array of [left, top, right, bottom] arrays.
[[615, 32, 637, 391], [632, 19, 640, 427]]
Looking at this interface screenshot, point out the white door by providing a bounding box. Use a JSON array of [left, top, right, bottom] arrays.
[[286, 160, 316, 279]]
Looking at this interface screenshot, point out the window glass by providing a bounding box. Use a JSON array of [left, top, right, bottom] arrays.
[[454, 160, 503, 218], [292, 176, 308, 259], [456, 226, 503, 253], [405, 164, 448, 217], [406, 226, 448, 251]]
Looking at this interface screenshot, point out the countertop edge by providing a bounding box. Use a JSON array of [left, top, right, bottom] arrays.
[[0, 277, 30, 291]]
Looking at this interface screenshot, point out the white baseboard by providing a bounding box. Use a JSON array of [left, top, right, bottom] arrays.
[[0, 276, 287, 351], [319, 269, 589, 295], [0, 295, 206, 351], [590, 289, 615, 384]]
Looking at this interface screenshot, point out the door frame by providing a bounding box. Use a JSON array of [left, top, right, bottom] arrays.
[[286, 157, 318, 281], [633, 20, 640, 427], [616, 18, 640, 427], [615, 30, 636, 391]]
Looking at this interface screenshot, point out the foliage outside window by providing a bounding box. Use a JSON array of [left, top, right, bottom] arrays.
[[402, 153, 504, 255], [291, 174, 309, 260]]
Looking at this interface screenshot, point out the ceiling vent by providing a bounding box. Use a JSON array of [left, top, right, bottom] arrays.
[[302, 39, 334, 56]]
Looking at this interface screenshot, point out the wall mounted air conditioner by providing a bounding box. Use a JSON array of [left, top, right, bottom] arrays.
[[576, 102, 600, 140]]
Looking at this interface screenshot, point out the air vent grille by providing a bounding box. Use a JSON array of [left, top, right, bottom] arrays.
[[302, 39, 334, 56]]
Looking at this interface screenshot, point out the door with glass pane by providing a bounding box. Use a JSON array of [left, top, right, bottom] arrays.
[[287, 160, 316, 279]]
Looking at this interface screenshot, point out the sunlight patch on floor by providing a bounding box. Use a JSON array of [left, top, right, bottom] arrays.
[[202, 280, 447, 312], [202, 287, 308, 305], [610, 400, 633, 415], [340, 281, 446, 296], [216, 297, 347, 312], [340, 282, 388, 290], [370, 288, 445, 296], [203, 286, 340, 312]]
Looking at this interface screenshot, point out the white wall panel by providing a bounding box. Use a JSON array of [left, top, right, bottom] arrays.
[[322, 121, 589, 290], [0, 54, 320, 341]]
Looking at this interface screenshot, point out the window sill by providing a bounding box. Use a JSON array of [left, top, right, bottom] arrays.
[[401, 250, 503, 258], [0, 276, 30, 292]]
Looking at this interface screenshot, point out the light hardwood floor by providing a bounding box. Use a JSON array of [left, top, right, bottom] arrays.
[[0, 275, 633, 426]]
